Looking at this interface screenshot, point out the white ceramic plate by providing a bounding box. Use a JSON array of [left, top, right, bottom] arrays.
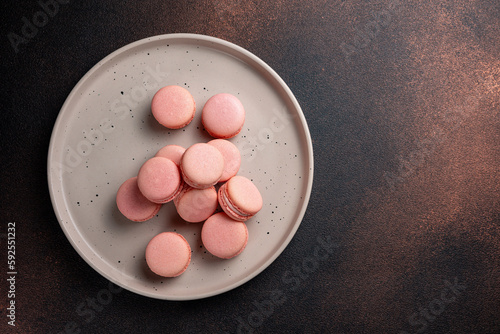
[[48, 34, 313, 300]]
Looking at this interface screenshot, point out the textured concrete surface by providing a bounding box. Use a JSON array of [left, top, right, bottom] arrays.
[[1, 0, 499, 333]]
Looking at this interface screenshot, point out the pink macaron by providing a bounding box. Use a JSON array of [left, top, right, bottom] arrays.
[[116, 177, 162, 222], [151, 85, 196, 129], [145, 232, 191, 277], [207, 139, 241, 182], [202, 93, 245, 139], [174, 185, 218, 223], [155, 144, 186, 166], [180, 143, 224, 189], [137, 157, 183, 204], [218, 175, 263, 222], [201, 212, 248, 259]]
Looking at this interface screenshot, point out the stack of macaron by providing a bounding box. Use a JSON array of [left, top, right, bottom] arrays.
[[115, 85, 263, 278]]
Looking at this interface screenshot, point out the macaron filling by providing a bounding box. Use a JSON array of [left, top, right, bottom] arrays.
[[218, 184, 251, 220]]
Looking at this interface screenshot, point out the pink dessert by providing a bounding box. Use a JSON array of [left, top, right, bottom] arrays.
[[174, 185, 218, 223], [207, 139, 241, 182], [116, 177, 161, 222], [202, 93, 245, 139], [137, 157, 183, 204], [180, 143, 224, 189], [151, 85, 196, 129], [201, 212, 248, 259], [155, 144, 186, 166], [145, 232, 191, 277], [218, 175, 263, 222]]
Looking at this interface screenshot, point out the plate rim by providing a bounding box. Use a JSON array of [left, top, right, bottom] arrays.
[[47, 33, 314, 300]]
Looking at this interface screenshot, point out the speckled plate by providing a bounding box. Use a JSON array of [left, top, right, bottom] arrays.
[[47, 34, 313, 300]]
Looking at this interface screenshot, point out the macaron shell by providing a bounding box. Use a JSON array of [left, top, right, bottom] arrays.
[[154, 144, 186, 166], [116, 177, 161, 222], [201, 93, 245, 139], [221, 175, 263, 218], [151, 85, 195, 129], [180, 143, 224, 189], [145, 232, 191, 277], [201, 212, 248, 259], [137, 157, 182, 203], [207, 139, 241, 182], [218, 184, 248, 222], [174, 186, 218, 223]]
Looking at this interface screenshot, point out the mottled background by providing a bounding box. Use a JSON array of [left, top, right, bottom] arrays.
[[1, 0, 499, 333]]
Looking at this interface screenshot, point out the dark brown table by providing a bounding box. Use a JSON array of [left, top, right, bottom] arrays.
[[1, 0, 499, 333]]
